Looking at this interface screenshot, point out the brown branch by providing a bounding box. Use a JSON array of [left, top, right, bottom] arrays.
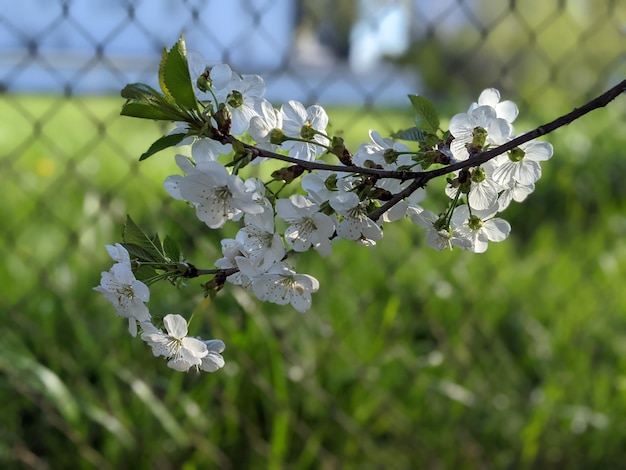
[[220, 135, 412, 179]]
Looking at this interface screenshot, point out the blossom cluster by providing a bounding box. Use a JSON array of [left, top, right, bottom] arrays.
[[411, 88, 553, 252], [95, 244, 225, 373], [96, 38, 554, 373]]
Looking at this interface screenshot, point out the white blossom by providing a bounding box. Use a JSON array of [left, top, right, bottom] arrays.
[[451, 205, 511, 253], [469, 88, 519, 123], [248, 99, 283, 154], [174, 160, 264, 228], [94, 255, 151, 337], [200, 340, 226, 372], [330, 191, 383, 243], [251, 262, 319, 313], [492, 140, 554, 187], [449, 105, 514, 162], [141, 314, 209, 372], [408, 207, 471, 251], [281, 100, 330, 161], [276, 195, 335, 257]]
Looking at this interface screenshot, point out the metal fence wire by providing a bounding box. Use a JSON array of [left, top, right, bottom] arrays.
[[1, 0, 625, 467]]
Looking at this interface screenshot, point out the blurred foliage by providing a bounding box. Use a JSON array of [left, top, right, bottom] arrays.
[[394, 0, 625, 117], [1, 89, 626, 468]]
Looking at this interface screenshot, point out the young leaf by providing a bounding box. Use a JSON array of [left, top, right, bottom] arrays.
[[163, 235, 182, 263], [408, 95, 440, 134], [122, 215, 166, 263], [392, 126, 428, 142], [139, 133, 187, 161], [121, 83, 185, 121], [133, 264, 159, 285], [159, 35, 199, 112]]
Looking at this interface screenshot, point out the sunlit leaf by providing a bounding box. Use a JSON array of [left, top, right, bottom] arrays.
[[158, 35, 198, 111], [409, 94, 440, 134]]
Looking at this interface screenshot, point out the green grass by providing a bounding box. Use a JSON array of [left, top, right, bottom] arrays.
[[1, 94, 626, 469]]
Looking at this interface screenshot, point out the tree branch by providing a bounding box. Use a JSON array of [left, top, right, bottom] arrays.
[[220, 135, 412, 179], [369, 79, 626, 221]]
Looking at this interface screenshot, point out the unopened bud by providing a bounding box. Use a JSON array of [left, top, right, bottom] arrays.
[[370, 187, 393, 201], [271, 165, 305, 183], [196, 69, 212, 92], [214, 104, 232, 135], [330, 136, 353, 165]]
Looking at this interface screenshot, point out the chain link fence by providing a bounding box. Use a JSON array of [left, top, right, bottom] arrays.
[[1, 0, 625, 468]]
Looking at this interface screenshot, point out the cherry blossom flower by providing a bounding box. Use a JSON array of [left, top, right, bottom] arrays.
[[167, 122, 232, 163], [141, 314, 209, 372], [209, 64, 266, 135], [276, 194, 335, 257], [105, 243, 131, 264], [164, 154, 198, 201], [445, 161, 502, 211], [175, 160, 264, 228], [492, 140, 554, 186], [200, 340, 226, 372], [248, 100, 283, 154], [251, 262, 319, 313], [498, 181, 536, 212], [301, 172, 337, 205], [94, 259, 151, 337], [353, 130, 413, 170], [408, 207, 471, 251], [330, 191, 383, 243], [214, 238, 253, 288], [449, 105, 514, 162], [469, 88, 519, 123], [236, 209, 285, 272], [281, 100, 330, 161], [451, 205, 511, 253]]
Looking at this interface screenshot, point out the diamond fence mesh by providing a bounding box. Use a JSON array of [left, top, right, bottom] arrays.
[[1, 0, 625, 468]]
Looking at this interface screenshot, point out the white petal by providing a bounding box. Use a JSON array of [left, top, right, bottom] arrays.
[[163, 314, 188, 339], [482, 218, 511, 242]]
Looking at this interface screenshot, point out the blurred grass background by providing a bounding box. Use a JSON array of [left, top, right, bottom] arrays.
[[2, 1, 626, 468]]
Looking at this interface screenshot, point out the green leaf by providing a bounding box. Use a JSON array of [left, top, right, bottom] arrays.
[[139, 133, 187, 161], [392, 127, 428, 142], [122, 215, 166, 263], [133, 264, 159, 284], [159, 35, 198, 112], [408, 95, 440, 134], [120, 83, 185, 121], [163, 235, 182, 263]]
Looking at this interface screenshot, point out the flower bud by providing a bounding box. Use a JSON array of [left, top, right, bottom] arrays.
[[214, 104, 232, 135], [196, 70, 211, 93], [330, 136, 353, 165]]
